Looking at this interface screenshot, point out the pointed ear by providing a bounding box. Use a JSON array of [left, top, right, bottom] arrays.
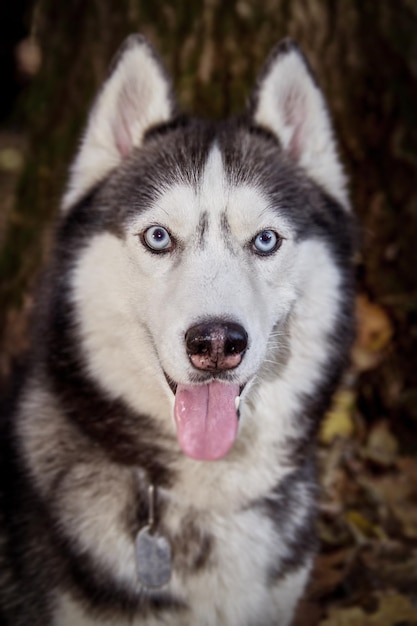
[[251, 39, 349, 209], [62, 35, 177, 211]]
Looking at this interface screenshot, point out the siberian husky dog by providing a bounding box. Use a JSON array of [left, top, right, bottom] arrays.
[[0, 35, 355, 625]]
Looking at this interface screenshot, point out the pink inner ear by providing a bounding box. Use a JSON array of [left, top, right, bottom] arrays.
[[114, 118, 132, 158], [283, 86, 307, 162], [112, 87, 137, 158]]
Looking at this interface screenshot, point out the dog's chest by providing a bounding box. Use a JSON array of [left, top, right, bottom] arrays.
[[54, 504, 284, 626]]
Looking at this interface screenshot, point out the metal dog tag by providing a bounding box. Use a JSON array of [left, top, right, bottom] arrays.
[[136, 526, 172, 588], [135, 484, 172, 589]]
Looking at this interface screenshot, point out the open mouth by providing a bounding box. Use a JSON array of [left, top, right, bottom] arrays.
[[164, 372, 246, 462], [164, 372, 246, 398]]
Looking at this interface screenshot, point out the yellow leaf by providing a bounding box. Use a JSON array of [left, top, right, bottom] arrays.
[[346, 510, 386, 540], [320, 390, 355, 444]]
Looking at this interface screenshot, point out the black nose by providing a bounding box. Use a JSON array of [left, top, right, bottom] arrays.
[[185, 321, 248, 372]]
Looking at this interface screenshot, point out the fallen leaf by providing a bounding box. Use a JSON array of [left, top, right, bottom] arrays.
[[320, 390, 356, 444], [319, 592, 417, 626], [361, 543, 417, 594], [364, 421, 399, 466], [352, 294, 393, 372], [362, 462, 417, 540], [346, 510, 386, 540]]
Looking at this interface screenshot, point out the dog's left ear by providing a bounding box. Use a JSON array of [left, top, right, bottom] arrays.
[[251, 39, 349, 209], [63, 35, 177, 211]]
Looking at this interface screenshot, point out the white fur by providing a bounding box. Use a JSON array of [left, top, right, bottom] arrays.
[[54, 498, 312, 626], [63, 39, 173, 211], [254, 46, 349, 209], [55, 565, 311, 626]]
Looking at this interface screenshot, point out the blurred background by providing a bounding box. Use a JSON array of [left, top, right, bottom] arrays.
[[0, 1, 416, 624]]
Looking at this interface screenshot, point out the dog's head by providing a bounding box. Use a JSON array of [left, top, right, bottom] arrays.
[[56, 36, 354, 462]]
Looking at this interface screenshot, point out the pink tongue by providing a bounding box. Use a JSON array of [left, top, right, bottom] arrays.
[[174, 381, 239, 461]]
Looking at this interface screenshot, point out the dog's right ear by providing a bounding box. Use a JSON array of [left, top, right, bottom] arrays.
[[62, 35, 176, 211]]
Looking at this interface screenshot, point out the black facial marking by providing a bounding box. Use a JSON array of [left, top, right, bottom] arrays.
[[219, 211, 235, 254], [196, 211, 208, 247]]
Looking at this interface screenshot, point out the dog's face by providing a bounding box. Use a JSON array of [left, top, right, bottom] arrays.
[[61, 36, 353, 462], [120, 139, 299, 382]]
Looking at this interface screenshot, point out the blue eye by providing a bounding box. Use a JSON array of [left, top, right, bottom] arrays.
[[143, 226, 173, 252], [253, 230, 281, 255]]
